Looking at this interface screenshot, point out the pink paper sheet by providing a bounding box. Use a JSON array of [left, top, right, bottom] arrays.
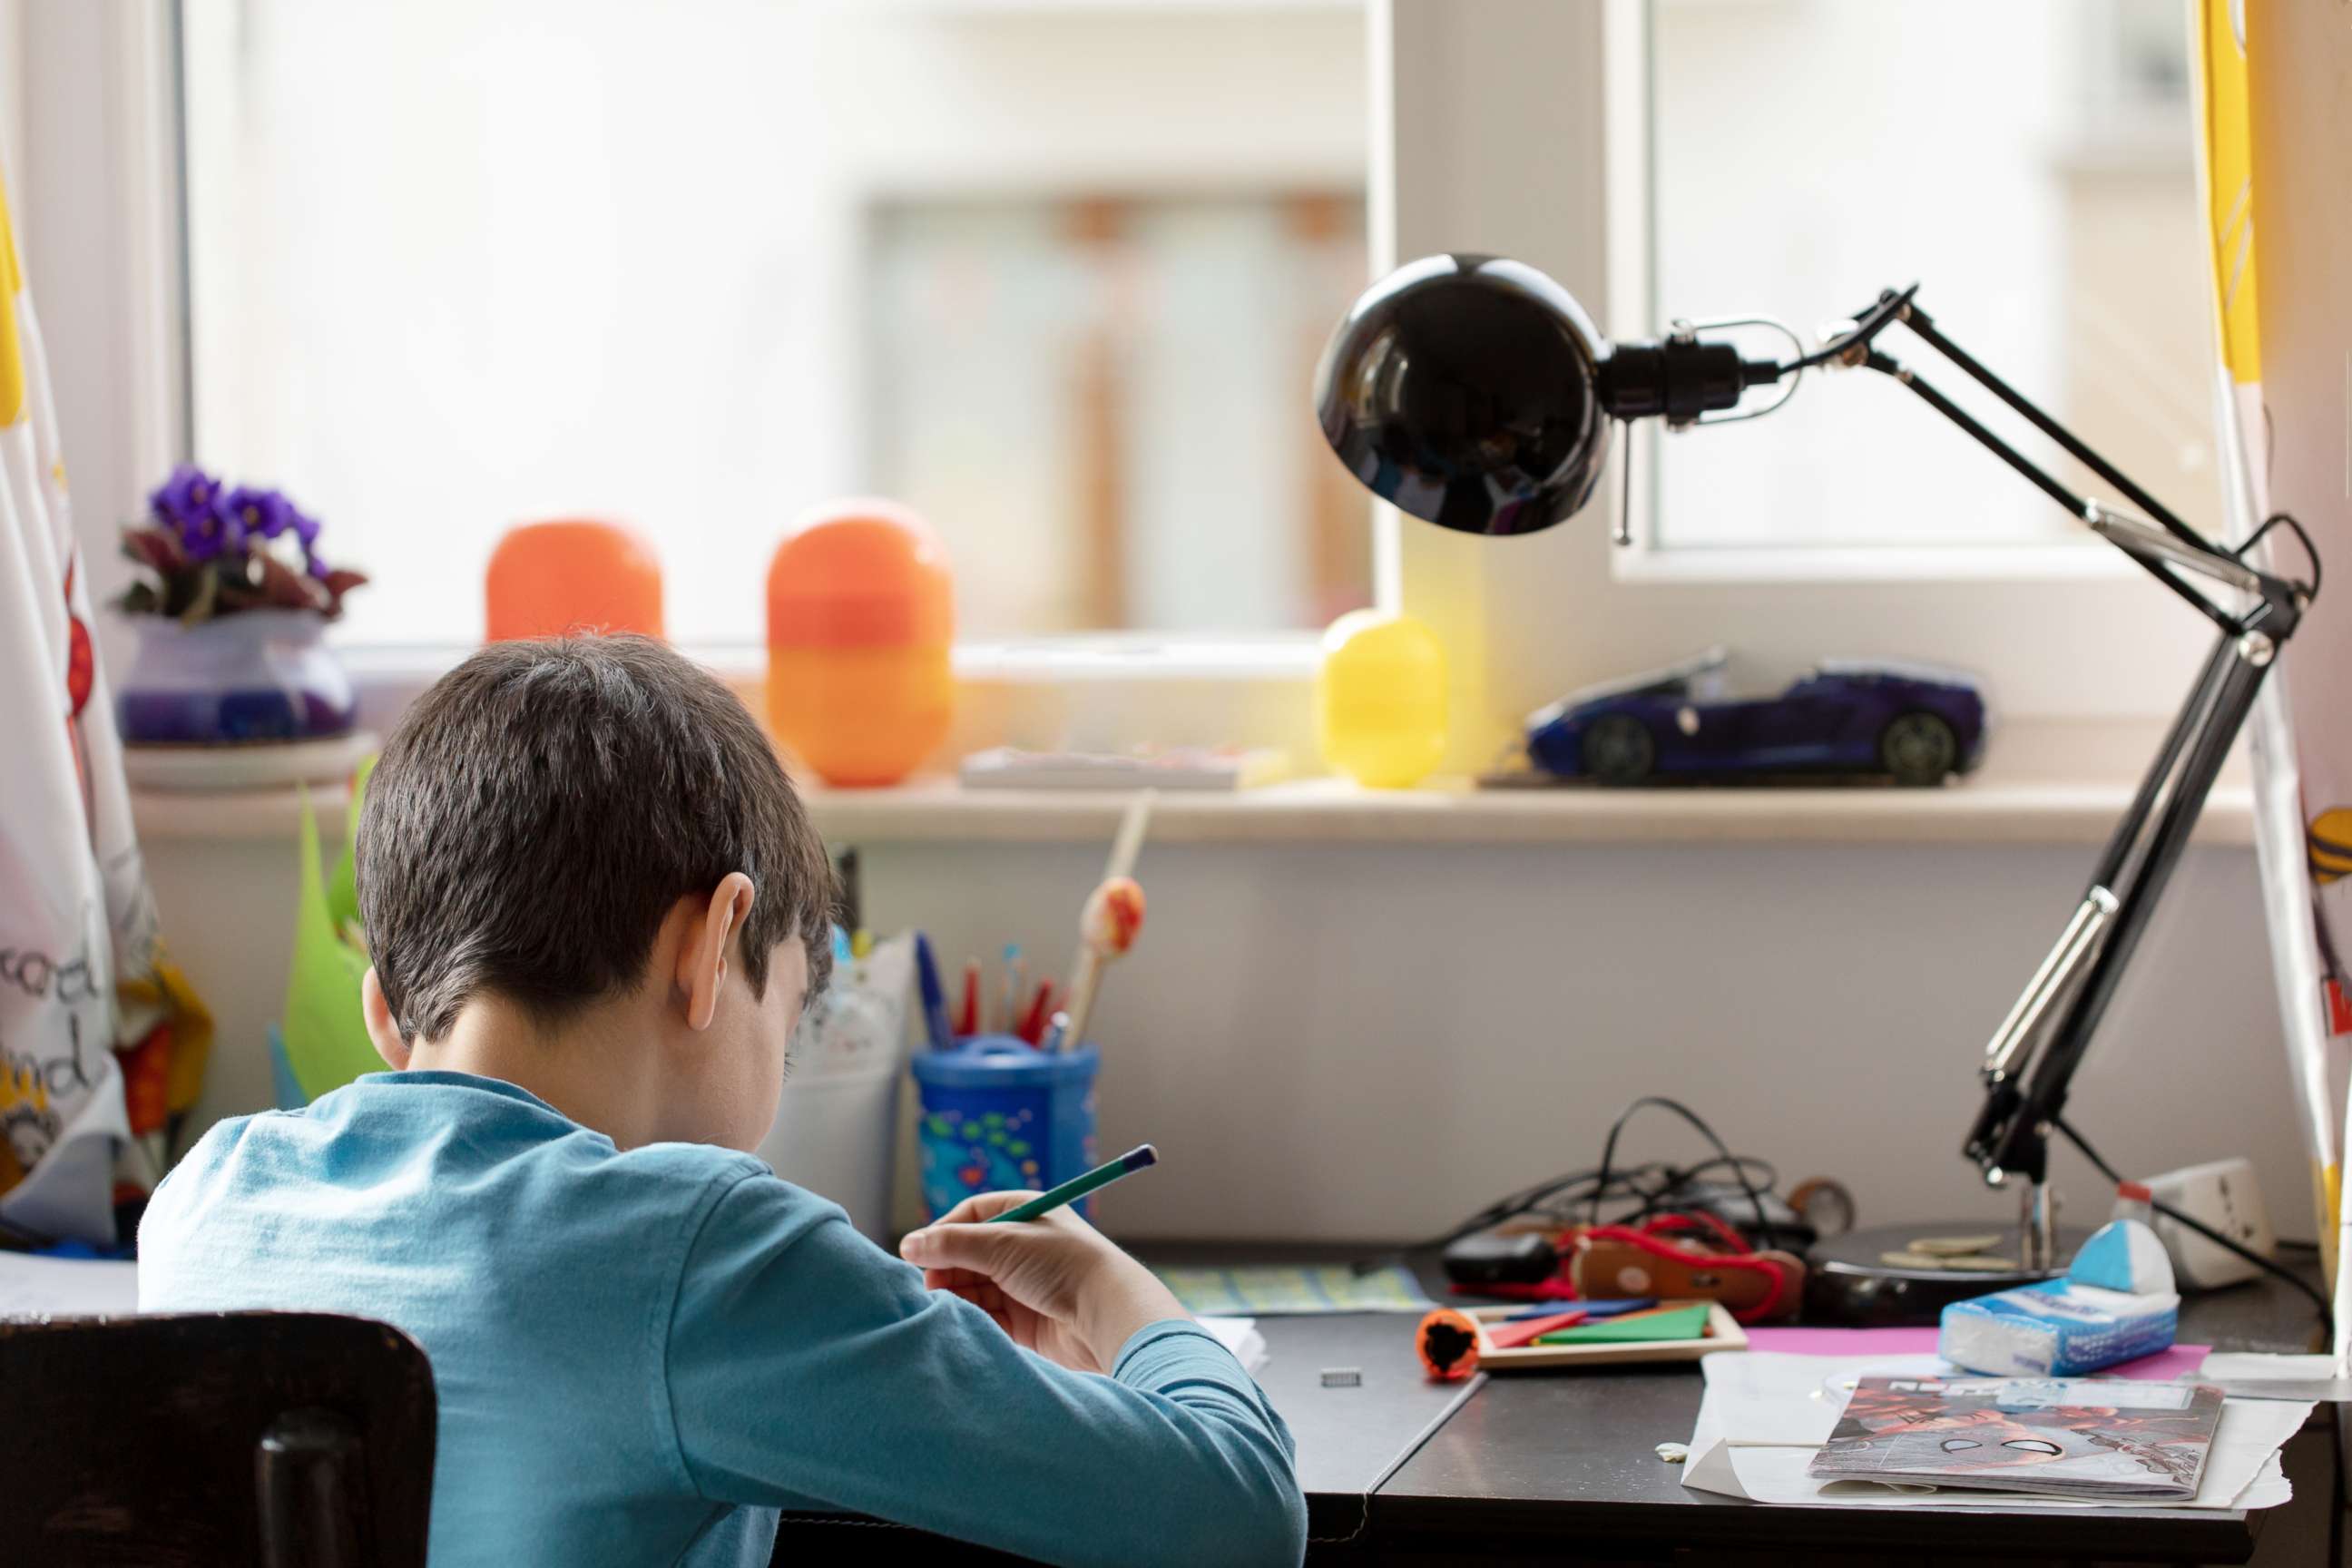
[[1742, 1327, 2210, 1381]]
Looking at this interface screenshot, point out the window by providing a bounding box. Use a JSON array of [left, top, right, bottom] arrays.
[[1640, 0, 2220, 557], [869, 193, 1369, 635], [181, 0, 1370, 650]]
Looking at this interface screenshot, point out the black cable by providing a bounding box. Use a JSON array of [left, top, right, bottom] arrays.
[[2054, 1114, 2330, 1328], [2235, 511, 2322, 602], [1589, 1096, 1772, 1244], [1374, 1150, 1783, 1266]]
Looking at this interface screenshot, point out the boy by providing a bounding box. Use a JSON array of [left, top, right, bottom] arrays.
[[140, 635, 1306, 1568]]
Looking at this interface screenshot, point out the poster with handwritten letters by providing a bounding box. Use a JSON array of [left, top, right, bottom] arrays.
[[0, 164, 151, 1243]]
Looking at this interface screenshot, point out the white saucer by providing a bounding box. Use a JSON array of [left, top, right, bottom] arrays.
[[121, 730, 377, 792]]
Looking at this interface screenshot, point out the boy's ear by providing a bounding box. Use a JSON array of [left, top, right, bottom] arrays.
[[677, 873, 758, 1033], [361, 967, 410, 1069]]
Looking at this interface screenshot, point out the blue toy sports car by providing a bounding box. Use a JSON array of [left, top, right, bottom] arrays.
[[1524, 648, 1990, 787]]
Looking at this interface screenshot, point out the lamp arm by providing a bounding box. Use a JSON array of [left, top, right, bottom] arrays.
[[1859, 350, 2241, 634], [1802, 290, 2319, 1258], [1966, 630, 2269, 1198], [1891, 299, 2216, 555]]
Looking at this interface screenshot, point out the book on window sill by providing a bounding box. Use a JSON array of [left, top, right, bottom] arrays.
[[1806, 1377, 2223, 1501], [958, 746, 1289, 791]]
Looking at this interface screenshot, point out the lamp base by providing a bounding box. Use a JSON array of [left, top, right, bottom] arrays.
[[1804, 1220, 2091, 1328]]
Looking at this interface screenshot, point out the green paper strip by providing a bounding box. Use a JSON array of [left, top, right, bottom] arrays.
[[1535, 1303, 1711, 1345]]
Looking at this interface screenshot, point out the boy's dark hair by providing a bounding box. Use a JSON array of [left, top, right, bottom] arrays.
[[358, 635, 833, 1043]]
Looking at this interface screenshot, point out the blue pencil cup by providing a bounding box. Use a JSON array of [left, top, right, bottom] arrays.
[[909, 1035, 1098, 1222]]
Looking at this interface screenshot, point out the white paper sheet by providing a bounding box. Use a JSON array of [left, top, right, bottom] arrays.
[[2200, 1351, 2336, 1381], [1682, 1352, 2305, 1513], [0, 1253, 138, 1318]]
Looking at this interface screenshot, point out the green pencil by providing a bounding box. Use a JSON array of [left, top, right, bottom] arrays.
[[987, 1144, 1159, 1223]]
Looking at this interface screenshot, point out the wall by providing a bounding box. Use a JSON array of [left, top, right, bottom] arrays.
[[149, 818, 2301, 1247]]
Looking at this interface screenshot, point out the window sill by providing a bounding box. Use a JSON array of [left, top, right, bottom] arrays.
[[798, 772, 2250, 848], [130, 720, 2252, 849]]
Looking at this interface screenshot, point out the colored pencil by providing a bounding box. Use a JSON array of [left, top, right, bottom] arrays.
[[986, 1145, 1159, 1223]]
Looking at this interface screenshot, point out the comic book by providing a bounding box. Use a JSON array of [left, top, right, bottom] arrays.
[[1808, 1377, 2224, 1500]]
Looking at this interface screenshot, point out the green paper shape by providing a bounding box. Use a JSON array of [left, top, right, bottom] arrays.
[[1536, 1303, 1711, 1345], [282, 783, 380, 1100], [325, 752, 374, 936]]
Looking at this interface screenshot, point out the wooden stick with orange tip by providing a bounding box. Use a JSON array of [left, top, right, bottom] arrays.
[[1044, 792, 1154, 1053]]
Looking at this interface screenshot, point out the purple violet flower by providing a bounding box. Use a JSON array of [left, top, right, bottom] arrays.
[[149, 465, 223, 526], [150, 465, 240, 563], [180, 503, 245, 564], [289, 505, 327, 574], [225, 485, 295, 541]]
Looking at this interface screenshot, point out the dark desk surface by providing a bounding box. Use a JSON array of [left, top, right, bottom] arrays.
[[1376, 1253, 2330, 1564], [1143, 1243, 2333, 1565]]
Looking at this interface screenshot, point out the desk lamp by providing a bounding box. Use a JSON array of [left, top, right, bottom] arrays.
[[1315, 255, 2318, 1318]]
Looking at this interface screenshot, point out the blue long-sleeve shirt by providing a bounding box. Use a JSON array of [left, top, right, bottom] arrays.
[[138, 1071, 1305, 1567]]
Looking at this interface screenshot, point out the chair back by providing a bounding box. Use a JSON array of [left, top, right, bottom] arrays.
[[0, 1312, 435, 1568]]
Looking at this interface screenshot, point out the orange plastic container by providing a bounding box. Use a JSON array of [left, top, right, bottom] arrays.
[[485, 518, 663, 642], [765, 499, 954, 787]]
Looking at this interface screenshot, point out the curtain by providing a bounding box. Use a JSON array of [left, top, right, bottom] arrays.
[[0, 162, 203, 1244], [2196, 0, 2352, 1351]]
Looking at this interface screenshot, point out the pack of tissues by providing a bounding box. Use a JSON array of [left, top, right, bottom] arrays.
[[1937, 1218, 2180, 1377]]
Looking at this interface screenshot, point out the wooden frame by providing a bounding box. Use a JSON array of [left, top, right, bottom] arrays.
[[1460, 1300, 1748, 1372]]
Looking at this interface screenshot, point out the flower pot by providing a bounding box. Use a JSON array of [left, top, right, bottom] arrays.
[[116, 609, 357, 745]]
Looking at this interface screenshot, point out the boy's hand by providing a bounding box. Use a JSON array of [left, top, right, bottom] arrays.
[[900, 1191, 1189, 1373]]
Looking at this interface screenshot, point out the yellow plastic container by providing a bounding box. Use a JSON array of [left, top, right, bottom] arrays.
[[1317, 610, 1447, 788], [766, 500, 954, 788]]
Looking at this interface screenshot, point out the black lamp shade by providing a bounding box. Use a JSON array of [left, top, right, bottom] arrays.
[[1313, 254, 1612, 536]]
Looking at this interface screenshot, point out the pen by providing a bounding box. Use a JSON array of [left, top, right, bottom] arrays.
[[1000, 944, 1023, 1034], [914, 933, 955, 1052], [957, 960, 981, 1037], [986, 1144, 1159, 1223]]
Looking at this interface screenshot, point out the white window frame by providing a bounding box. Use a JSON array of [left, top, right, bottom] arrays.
[[1600, 0, 2137, 589], [11, 0, 189, 679], [1377, 0, 2226, 775]]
